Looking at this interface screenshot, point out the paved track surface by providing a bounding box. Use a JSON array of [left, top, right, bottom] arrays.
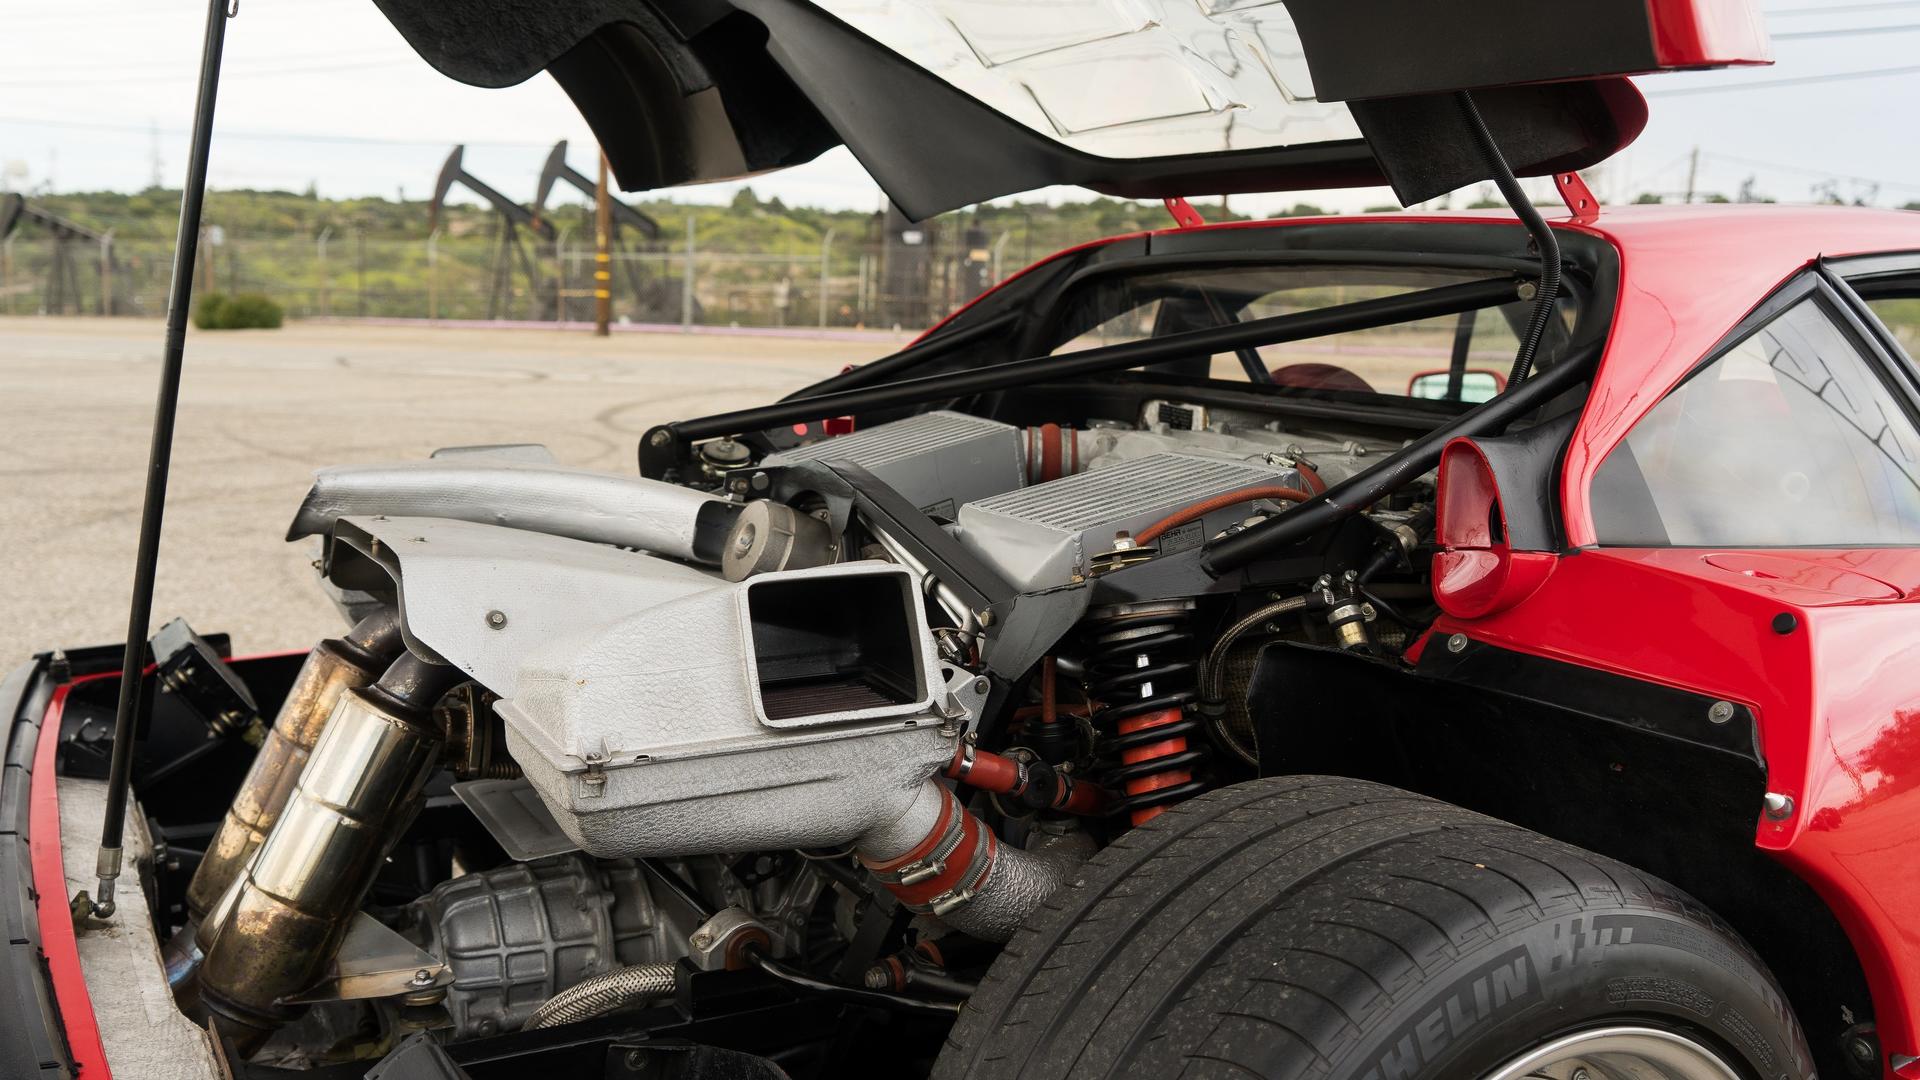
[[0, 317, 909, 665]]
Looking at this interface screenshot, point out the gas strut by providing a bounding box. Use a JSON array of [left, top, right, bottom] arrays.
[[1455, 90, 1562, 390], [82, 0, 234, 921]]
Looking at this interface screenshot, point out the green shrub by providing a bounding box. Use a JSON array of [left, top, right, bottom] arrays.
[[192, 291, 283, 330], [192, 292, 229, 330]]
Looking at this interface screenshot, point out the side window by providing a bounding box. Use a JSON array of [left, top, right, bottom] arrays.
[[1053, 301, 1162, 352], [1593, 297, 1920, 546], [1866, 296, 1920, 356]]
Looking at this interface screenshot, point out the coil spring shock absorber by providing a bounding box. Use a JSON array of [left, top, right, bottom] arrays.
[[1084, 602, 1209, 826]]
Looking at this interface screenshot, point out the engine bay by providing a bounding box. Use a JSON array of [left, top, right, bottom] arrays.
[[116, 394, 1439, 1074], [78, 230, 1613, 1076]]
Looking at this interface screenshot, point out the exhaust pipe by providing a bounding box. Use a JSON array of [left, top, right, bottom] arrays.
[[183, 609, 404, 936], [197, 651, 461, 1043]]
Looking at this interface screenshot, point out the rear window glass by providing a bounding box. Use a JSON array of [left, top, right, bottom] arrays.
[[1592, 297, 1920, 546], [1048, 265, 1571, 405]]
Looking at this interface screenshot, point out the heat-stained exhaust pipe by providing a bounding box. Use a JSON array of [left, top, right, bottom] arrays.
[[197, 650, 462, 1044], [183, 609, 405, 936]]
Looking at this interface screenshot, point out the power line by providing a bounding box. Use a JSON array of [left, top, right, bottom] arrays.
[[0, 47, 415, 78], [0, 113, 554, 150], [1766, 0, 1920, 14], [0, 58, 416, 90], [1701, 151, 1920, 194], [1644, 61, 1920, 96], [1772, 21, 1920, 39]]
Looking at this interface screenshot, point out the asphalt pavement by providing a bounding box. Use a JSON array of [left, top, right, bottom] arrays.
[[0, 317, 908, 665]]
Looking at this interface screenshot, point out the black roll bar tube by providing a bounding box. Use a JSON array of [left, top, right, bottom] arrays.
[[1200, 337, 1600, 575], [656, 277, 1525, 448], [786, 309, 1023, 399]]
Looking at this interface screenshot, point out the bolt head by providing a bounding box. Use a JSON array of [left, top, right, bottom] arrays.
[[692, 932, 714, 949], [1446, 633, 1469, 654], [649, 430, 672, 447], [485, 610, 508, 629], [1763, 792, 1796, 821], [411, 968, 433, 985], [1708, 700, 1736, 725]]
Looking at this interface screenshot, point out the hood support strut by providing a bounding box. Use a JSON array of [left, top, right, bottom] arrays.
[[81, 0, 233, 922]]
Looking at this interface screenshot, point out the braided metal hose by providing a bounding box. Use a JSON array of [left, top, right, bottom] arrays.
[[525, 962, 678, 1030]]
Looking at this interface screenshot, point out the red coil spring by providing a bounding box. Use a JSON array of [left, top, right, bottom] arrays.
[[1085, 608, 1209, 826]]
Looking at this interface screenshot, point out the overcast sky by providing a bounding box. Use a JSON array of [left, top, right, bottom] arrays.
[[4, 0, 1919, 218]]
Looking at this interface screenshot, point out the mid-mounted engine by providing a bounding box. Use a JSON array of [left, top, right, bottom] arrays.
[[159, 397, 1430, 1068]]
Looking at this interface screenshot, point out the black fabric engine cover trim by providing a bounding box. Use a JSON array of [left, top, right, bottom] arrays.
[[1285, 0, 1663, 103], [368, 0, 1649, 218]]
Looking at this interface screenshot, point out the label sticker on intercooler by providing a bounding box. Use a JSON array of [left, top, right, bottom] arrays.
[[1157, 520, 1205, 553], [920, 499, 957, 520]]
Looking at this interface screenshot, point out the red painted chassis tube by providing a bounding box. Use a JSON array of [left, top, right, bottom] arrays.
[[33, 675, 113, 1079]]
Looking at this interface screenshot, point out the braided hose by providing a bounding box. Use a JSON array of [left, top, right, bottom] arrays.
[[1199, 595, 1315, 766], [525, 962, 678, 1030]]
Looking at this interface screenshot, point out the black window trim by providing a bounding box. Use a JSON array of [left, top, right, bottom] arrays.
[[1821, 253, 1920, 403], [1590, 267, 1920, 551], [1816, 260, 1920, 421]]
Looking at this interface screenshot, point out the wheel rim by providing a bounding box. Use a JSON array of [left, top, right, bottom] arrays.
[[1482, 1025, 1744, 1080]]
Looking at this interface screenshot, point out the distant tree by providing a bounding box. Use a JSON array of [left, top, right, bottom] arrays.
[[730, 187, 759, 213], [1632, 192, 1663, 205], [1703, 194, 1731, 204], [1283, 202, 1328, 217], [1903, 201, 1920, 212], [1466, 199, 1506, 210], [1363, 205, 1400, 214]]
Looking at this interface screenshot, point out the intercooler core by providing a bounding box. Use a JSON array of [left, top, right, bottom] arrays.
[[957, 451, 1309, 590]]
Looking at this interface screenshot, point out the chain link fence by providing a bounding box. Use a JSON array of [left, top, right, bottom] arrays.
[[0, 211, 1100, 331]]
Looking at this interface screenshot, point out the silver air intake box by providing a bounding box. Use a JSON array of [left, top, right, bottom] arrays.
[[763, 410, 1022, 516], [501, 559, 958, 858], [956, 452, 1307, 591], [325, 517, 960, 861]]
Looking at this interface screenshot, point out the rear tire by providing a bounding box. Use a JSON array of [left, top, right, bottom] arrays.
[[935, 776, 1811, 1080]]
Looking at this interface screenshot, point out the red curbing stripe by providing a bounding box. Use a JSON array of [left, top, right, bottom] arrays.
[[32, 676, 113, 1078]]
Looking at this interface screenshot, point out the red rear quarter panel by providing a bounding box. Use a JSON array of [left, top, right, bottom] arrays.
[[1448, 204, 1920, 1067]]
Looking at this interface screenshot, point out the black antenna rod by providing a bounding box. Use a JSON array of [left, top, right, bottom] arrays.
[[83, 0, 235, 921]]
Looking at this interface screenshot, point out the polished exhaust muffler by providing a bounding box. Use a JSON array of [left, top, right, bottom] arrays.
[[182, 609, 405, 935], [196, 650, 460, 1042]]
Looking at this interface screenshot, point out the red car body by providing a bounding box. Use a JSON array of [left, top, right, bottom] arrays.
[[962, 202, 1920, 1068]]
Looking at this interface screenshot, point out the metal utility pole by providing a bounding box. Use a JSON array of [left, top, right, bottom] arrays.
[[1684, 147, 1699, 205], [425, 228, 439, 321], [681, 214, 695, 332], [99, 230, 113, 315], [316, 226, 332, 317], [200, 225, 216, 294], [594, 150, 611, 336], [817, 227, 835, 328]]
